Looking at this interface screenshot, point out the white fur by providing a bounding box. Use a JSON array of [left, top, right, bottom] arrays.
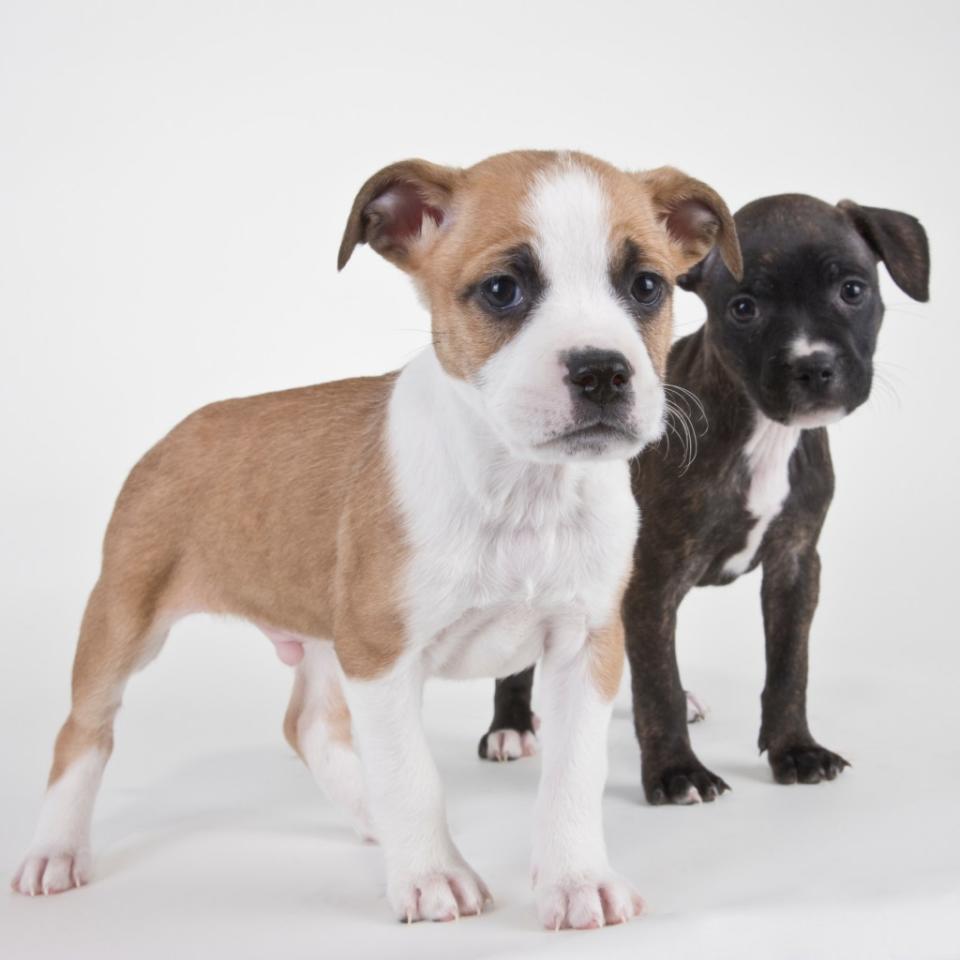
[[788, 336, 835, 359], [13, 749, 106, 895], [483, 728, 538, 761], [343, 162, 656, 926], [294, 642, 374, 841], [786, 340, 848, 427], [471, 162, 666, 463], [723, 414, 801, 577], [532, 639, 644, 928], [13, 158, 655, 928], [341, 656, 491, 922], [365, 342, 642, 926], [791, 408, 847, 428], [391, 351, 638, 677]]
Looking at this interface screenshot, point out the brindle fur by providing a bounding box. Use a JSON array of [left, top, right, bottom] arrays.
[[482, 194, 930, 802]]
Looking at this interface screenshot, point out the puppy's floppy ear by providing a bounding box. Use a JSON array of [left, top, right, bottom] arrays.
[[338, 159, 462, 272], [837, 200, 930, 302], [676, 253, 710, 294], [640, 167, 743, 282]]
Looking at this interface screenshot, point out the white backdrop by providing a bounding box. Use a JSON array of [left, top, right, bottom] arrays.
[[1, 2, 958, 958]]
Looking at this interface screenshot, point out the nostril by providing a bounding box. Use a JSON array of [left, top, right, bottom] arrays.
[[565, 350, 633, 405], [793, 367, 833, 382], [572, 369, 600, 391], [788, 350, 837, 389]]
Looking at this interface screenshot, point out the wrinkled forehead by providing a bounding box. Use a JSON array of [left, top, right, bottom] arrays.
[[738, 199, 876, 274], [433, 154, 675, 283], [737, 236, 878, 293]]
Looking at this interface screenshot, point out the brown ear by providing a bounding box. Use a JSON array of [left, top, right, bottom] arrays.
[[640, 167, 742, 281], [337, 159, 462, 272], [837, 200, 930, 302]]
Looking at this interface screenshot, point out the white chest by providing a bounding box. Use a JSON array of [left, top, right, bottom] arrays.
[[723, 416, 801, 577], [388, 354, 638, 679], [406, 461, 636, 678]]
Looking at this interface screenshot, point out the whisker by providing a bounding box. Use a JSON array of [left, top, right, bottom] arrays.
[[663, 398, 699, 474], [660, 382, 709, 474], [870, 366, 903, 412], [664, 382, 709, 434], [398, 337, 448, 364], [884, 304, 929, 321]]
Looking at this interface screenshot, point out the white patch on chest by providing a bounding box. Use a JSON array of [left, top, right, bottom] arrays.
[[723, 414, 801, 577], [388, 351, 638, 680]]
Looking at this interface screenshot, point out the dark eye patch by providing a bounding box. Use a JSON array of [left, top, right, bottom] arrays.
[[461, 243, 545, 321], [609, 239, 669, 320]]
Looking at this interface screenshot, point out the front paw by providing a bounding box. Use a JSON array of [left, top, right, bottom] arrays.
[[768, 743, 850, 785], [388, 862, 492, 923], [534, 872, 644, 930], [643, 755, 730, 805], [12, 846, 91, 896]]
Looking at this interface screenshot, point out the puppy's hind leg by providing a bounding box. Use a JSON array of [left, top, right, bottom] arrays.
[[478, 667, 539, 762], [12, 577, 174, 896], [283, 643, 375, 842]]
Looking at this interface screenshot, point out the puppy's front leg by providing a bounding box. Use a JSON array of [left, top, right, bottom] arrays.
[[342, 656, 491, 922], [532, 621, 644, 930], [759, 547, 850, 784], [626, 583, 731, 805]]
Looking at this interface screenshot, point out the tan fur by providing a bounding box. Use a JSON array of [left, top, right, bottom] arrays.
[[339, 151, 738, 383], [49, 374, 404, 784], [639, 165, 743, 280], [588, 579, 630, 702], [337, 159, 463, 271], [283, 658, 353, 758], [282, 669, 306, 758], [47, 150, 740, 790]]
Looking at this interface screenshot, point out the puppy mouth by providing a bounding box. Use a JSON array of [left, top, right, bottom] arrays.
[[537, 416, 639, 452]]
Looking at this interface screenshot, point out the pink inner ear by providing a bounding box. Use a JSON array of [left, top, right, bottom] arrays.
[[369, 181, 444, 245], [666, 199, 719, 247]]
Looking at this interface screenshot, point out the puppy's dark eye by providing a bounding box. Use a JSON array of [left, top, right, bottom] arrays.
[[840, 280, 866, 304], [729, 296, 759, 324], [631, 272, 663, 306], [479, 275, 524, 312]]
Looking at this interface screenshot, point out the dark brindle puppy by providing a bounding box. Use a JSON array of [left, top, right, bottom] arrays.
[[479, 193, 930, 804]]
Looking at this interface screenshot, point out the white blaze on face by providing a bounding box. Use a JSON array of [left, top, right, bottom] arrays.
[[783, 337, 848, 427], [789, 336, 835, 359], [476, 161, 665, 462]]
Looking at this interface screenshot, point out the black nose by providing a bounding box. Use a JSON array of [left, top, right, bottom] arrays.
[[566, 349, 633, 406], [790, 352, 836, 391]]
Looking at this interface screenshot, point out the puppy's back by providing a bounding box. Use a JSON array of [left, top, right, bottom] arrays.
[[101, 372, 399, 633]]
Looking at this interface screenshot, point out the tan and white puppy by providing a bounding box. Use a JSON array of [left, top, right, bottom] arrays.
[[11, 151, 740, 928]]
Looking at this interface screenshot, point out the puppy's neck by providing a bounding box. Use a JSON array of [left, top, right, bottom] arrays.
[[389, 350, 594, 523], [677, 323, 757, 438]]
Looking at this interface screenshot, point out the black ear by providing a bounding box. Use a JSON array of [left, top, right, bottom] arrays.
[[837, 200, 930, 302], [676, 255, 708, 293]]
